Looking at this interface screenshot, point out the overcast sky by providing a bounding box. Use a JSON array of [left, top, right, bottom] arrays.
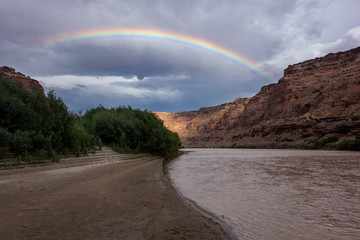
[[1, 0, 359, 112]]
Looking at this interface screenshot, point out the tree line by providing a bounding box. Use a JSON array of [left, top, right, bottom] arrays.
[[0, 77, 181, 163]]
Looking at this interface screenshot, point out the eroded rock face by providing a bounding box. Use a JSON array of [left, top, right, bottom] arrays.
[[156, 46, 360, 147], [0, 66, 44, 94]]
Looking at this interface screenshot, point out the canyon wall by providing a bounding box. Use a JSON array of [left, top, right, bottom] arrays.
[[156, 46, 360, 147], [0, 66, 44, 94]]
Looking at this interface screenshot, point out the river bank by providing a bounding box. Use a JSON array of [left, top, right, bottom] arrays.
[[0, 147, 236, 239]]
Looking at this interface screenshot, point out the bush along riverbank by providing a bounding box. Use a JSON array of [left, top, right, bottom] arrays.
[[228, 135, 360, 151], [81, 106, 181, 160], [294, 135, 360, 151], [0, 77, 181, 164]]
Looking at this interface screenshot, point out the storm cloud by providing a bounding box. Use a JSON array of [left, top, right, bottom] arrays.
[[1, 0, 359, 112]]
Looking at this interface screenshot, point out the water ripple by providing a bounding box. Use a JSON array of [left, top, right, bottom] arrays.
[[169, 149, 360, 240]]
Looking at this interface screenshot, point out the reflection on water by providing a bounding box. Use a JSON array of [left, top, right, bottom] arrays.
[[168, 149, 360, 240]]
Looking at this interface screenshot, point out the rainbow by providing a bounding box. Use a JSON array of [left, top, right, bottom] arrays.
[[1, 28, 272, 80], [43, 28, 273, 80]]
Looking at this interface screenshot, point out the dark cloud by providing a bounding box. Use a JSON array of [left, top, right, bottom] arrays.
[[1, 0, 359, 112]]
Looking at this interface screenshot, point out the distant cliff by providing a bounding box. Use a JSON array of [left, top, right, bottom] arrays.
[[156, 46, 360, 147], [0, 66, 44, 94]]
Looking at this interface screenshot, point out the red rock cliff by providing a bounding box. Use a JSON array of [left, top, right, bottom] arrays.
[[156, 46, 360, 147], [0, 66, 44, 94]]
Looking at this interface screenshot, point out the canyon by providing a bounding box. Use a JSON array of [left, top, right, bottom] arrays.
[[156, 46, 360, 147], [1, 47, 360, 148]]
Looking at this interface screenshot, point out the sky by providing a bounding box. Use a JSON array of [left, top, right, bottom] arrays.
[[1, 0, 359, 112]]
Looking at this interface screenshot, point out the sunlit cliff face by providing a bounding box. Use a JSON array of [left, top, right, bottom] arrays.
[[156, 47, 360, 147]]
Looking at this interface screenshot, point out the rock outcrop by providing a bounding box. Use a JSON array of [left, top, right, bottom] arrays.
[[0, 66, 44, 94], [156, 46, 360, 147]]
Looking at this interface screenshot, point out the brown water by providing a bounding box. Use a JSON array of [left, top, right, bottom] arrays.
[[168, 149, 360, 240]]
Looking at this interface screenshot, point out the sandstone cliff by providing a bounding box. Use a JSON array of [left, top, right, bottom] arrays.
[[0, 66, 44, 94], [156, 46, 360, 147]]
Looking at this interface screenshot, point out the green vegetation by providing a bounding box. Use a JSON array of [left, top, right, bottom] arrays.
[[228, 135, 360, 151], [0, 77, 180, 163], [230, 143, 259, 149], [81, 106, 181, 159], [0, 77, 97, 162], [295, 135, 360, 151]]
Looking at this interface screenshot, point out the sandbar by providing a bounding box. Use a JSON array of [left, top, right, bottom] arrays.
[[0, 147, 236, 239]]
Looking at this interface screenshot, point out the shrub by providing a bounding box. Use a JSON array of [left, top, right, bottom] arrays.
[[0, 77, 97, 160], [82, 106, 181, 159], [1, 77, 180, 160], [296, 135, 360, 151]]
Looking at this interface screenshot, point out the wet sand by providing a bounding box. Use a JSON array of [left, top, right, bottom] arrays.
[[0, 147, 235, 240]]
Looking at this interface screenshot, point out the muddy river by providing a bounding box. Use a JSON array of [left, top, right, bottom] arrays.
[[168, 149, 360, 240]]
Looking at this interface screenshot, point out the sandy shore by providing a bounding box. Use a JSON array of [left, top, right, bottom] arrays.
[[0, 147, 236, 239]]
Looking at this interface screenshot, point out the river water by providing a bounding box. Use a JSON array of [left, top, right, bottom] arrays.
[[168, 149, 360, 240]]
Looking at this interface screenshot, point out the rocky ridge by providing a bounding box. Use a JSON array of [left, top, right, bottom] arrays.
[[0, 66, 44, 94], [156, 46, 360, 147]]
